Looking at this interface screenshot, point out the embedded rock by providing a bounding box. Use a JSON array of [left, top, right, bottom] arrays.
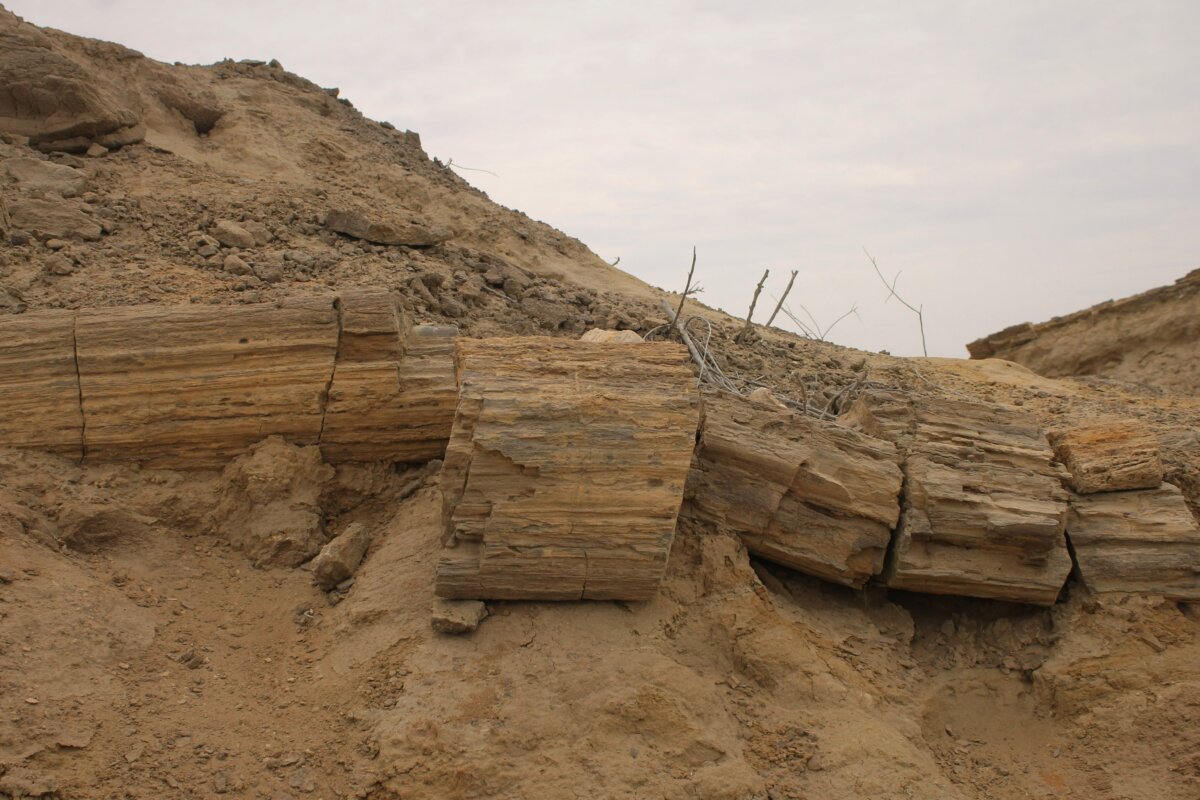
[[1067, 484, 1200, 599], [211, 220, 256, 249], [431, 599, 488, 634], [843, 390, 1072, 605], [685, 392, 903, 588], [436, 338, 700, 601], [1048, 421, 1164, 494], [579, 328, 643, 343], [3, 156, 88, 196], [324, 207, 451, 247], [7, 197, 101, 241], [309, 522, 371, 590]]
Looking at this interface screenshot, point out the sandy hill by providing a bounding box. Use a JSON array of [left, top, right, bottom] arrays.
[[969, 270, 1200, 395], [1, 6, 1199, 800]]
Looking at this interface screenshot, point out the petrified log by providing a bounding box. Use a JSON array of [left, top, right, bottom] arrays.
[[843, 390, 1072, 605], [436, 338, 700, 601], [319, 292, 458, 463], [1067, 484, 1200, 599], [76, 297, 340, 467], [1047, 421, 1164, 494], [0, 310, 83, 457], [684, 392, 903, 587]]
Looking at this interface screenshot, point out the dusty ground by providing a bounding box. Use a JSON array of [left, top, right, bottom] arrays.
[[2, 6, 1199, 799]]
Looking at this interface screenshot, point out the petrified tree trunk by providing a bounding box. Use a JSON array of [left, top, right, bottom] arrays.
[[843, 390, 1072, 605], [319, 291, 458, 463], [435, 338, 700, 601], [0, 291, 458, 468], [0, 310, 83, 458], [1048, 421, 1164, 494], [684, 392, 903, 588], [1067, 484, 1200, 599], [75, 296, 339, 467]]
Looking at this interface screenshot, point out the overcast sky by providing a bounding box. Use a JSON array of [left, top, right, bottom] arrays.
[[10, 1, 1200, 356]]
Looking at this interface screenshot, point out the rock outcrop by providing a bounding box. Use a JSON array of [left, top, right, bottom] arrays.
[[684, 392, 903, 588], [1067, 484, 1200, 599], [1048, 421, 1164, 494], [967, 269, 1200, 394], [843, 390, 1072, 605], [435, 338, 700, 601], [324, 207, 451, 247], [0, 309, 83, 457]]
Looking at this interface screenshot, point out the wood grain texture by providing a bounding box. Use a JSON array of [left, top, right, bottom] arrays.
[[0, 310, 83, 457], [846, 390, 1072, 605], [75, 296, 339, 467], [321, 320, 457, 464], [436, 337, 700, 601], [1067, 484, 1200, 599], [1048, 421, 1164, 494], [685, 392, 903, 587]]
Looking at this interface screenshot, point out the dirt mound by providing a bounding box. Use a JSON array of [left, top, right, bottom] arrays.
[[968, 269, 1200, 394], [1, 6, 1199, 799]]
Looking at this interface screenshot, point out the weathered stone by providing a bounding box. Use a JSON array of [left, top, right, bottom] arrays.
[[685, 392, 903, 588], [309, 522, 370, 590], [223, 254, 252, 275], [325, 207, 451, 247], [212, 220, 255, 249], [580, 328, 643, 343], [75, 296, 339, 467], [3, 157, 87, 196], [0, 310, 83, 457], [436, 338, 700, 601], [7, 198, 101, 241], [1067, 484, 1200, 599], [843, 390, 1072, 605], [431, 599, 487, 634], [1048, 421, 1163, 494]]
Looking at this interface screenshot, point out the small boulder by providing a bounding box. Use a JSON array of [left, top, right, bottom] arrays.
[[748, 387, 787, 409], [7, 198, 101, 241], [580, 329, 644, 344], [212, 220, 256, 249], [325, 207, 451, 247], [431, 599, 488, 634], [223, 254, 252, 275], [308, 522, 370, 590], [3, 157, 88, 197]]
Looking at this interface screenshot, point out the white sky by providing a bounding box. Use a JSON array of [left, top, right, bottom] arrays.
[[9, 1, 1200, 356]]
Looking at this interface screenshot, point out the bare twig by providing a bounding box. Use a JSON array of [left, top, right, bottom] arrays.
[[610, 256, 621, 266], [864, 247, 927, 357], [734, 269, 769, 344], [673, 247, 698, 328], [766, 270, 798, 327], [775, 301, 859, 342], [445, 158, 499, 177], [659, 299, 740, 394]]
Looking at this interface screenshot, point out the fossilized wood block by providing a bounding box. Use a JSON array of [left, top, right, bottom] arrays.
[[436, 338, 700, 601], [320, 308, 457, 464], [1067, 485, 1200, 599], [1048, 422, 1163, 494], [684, 392, 903, 587], [0, 310, 83, 457], [846, 391, 1072, 604], [76, 297, 339, 467]]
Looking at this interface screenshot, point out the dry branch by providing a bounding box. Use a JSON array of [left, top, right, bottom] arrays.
[[865, 247, 927, 357], [673, 246, 699, 326], [766, 270, 798, 327], [734, 269, 769, 344]]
